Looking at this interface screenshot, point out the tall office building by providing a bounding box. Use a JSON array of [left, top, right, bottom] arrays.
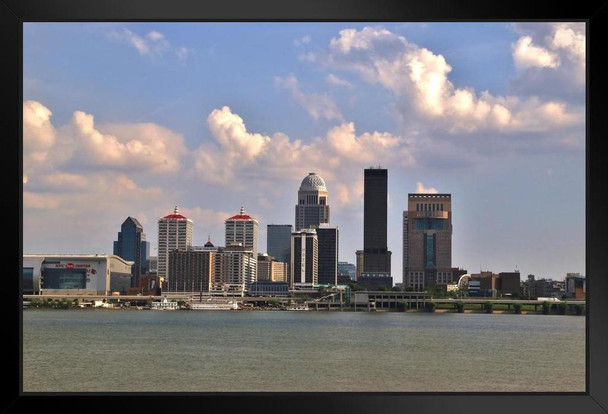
[[167, 247, 215, 294], [113, 216, 150, 288], [291, 229, 318, 288], [295, 173, 330, 231], [360, 167, 392, 289], [157, 206, 193, 285], [403, 193, 452, 291], [225, 207, 259, 258], [316, 224, 339, 285], [217, 207, 259, 295], [213, 244, 256, 295], [257, 253, 288, 282], [267, 224, 293, 264]]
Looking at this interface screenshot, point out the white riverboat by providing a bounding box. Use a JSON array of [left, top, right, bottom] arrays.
[[189, 301, 240, 310], [150, 297, 179, 310]]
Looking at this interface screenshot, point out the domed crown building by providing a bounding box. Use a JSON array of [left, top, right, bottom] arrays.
[[295, 172, 330, 231]]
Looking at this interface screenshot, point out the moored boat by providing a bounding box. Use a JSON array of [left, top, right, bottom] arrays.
[[150, 297, 179, 310], [189, 301, 239, 310]]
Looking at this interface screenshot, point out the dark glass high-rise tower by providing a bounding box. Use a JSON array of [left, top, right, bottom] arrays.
[[267, 224, 293, 264], [113, 217, 150, 288], [360, 167, 392, 289], [316, 224, 339, 285]]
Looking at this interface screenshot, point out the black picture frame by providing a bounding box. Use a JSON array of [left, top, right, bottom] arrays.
[[7, 1, 607, 413]]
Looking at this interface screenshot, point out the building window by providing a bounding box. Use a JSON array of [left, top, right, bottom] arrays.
[[425, 234, 435, 268], [415, 218, 445, 230]]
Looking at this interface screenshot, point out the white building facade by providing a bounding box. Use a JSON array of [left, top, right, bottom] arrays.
[[225, 207, 259, 258], [212, 245, 256, 296], [157, 206, 193, 286]]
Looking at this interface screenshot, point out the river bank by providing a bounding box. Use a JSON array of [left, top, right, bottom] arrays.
[[23, 303, 585, 316]]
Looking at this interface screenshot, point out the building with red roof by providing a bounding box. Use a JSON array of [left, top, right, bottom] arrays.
[[225, 206, 259, 258], [157, 206, 193, 285]]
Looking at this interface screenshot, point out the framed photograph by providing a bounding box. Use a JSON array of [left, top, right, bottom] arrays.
[[10, 0, 608, 413]]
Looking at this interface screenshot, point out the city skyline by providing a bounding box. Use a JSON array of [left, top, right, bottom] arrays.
[[22, 22, 585, 283]]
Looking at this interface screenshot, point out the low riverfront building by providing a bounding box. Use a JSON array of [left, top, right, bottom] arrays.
[[351, 291, 431, 311], [23, 254, 133, 295]]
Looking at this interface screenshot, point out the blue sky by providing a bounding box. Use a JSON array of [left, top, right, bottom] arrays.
[[23, 22, 585, 283]]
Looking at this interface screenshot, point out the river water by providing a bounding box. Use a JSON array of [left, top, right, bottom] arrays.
[[22, 309, 585, 392]]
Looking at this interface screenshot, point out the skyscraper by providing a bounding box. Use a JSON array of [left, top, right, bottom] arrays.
[[403, 193, 452, 291], [157, 206, 193, 285], [267, 224, 293, 264], [213, 244, 256, 295], [359, 167, 392, 289], [113, 216, 149, 288], [295, 172, 330, 231], [225, 206, 259, 258], [219, 207, 259, 295], [257, 253, 288, 282], [316, 224, 339, 285], [167, 247, 215, 294], [291, 228, 318, 288]]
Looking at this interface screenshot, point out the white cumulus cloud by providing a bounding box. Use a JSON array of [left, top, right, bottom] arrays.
[[326, 122, 411, 164], [23, 99, 188, 220], [24, 101, 187, 176], [415, 182, 438, 194], [59, 110, 187, 173], [326, 74, 354, 88], [512, 36, 560, 70], [193, 106, 415, 210], [509, 23, 585, 100], [23, 100, 56, 164], [275, 74, 344, 122], [318, 26, 583, 136], [293, 35, 311, 46], [551, 23, 585, 67], [108, 27, 190, 61], [206, 106, 271, 161]]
